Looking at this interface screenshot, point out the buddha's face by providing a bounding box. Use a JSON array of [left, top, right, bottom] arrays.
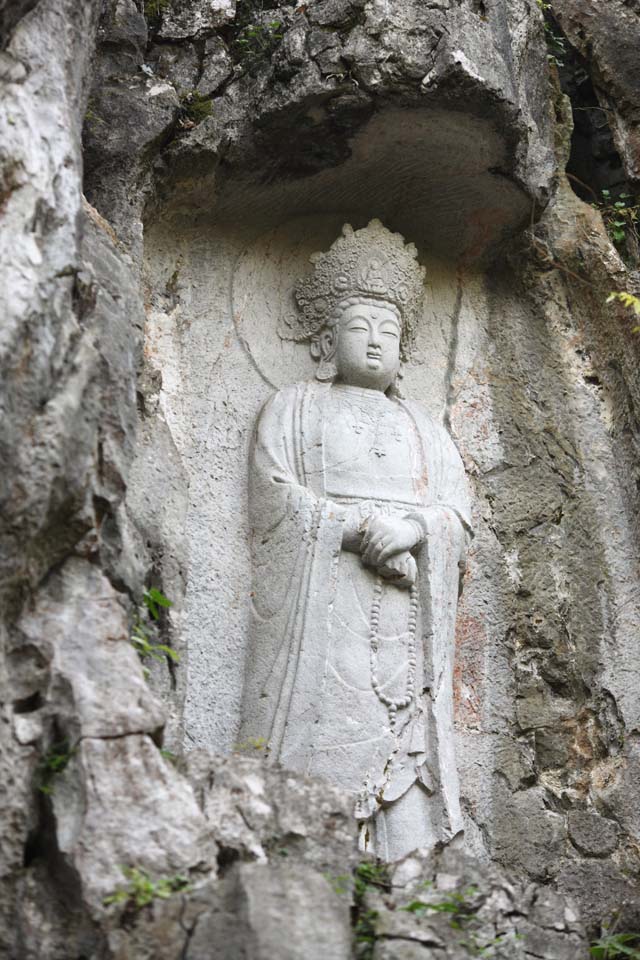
[[319, 301, 401, 391]]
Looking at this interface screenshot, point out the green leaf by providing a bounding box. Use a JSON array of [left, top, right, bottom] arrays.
[[156, 644, 180, 663], [590, 932, 640, 959], [151, 589, 172, 607], [402, 900, 429, 914], [103, 889, 128, 906], [144, 588, 172, 619]]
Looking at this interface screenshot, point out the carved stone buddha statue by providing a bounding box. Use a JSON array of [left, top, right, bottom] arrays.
[[240, 220, 471, 861]]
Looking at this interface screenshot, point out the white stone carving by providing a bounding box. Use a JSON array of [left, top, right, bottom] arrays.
[[240, 221, 471, 862]]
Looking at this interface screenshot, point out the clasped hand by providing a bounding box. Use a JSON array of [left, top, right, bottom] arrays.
[[361, 516, 420, 570]]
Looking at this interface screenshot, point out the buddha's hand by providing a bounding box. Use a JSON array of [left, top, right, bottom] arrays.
[[361, 516, 422, 568], [379, 552, 417, 588]]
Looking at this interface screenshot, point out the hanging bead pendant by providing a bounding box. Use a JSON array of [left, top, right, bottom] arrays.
[[369, 573, 419, 731]]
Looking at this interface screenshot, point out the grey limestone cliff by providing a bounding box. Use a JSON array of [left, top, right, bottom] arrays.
[[1, 0, 640, 957]]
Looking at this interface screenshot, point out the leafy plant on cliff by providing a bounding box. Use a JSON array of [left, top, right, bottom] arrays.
[[38, 740, 76, 795], [354, 862, 389, 898], [84, 98, 105, 127], [402, 886, 519, 957], [233, 735, 268, 753], [103, 867, 190, 910], [143, 587, 173, 619], [462, 931, 524, 958], [234, 0, 273, 28], [536, 1, 567, 68], [227, 0, 287, 72], [596, 190, 640, 261], [233, 20, 283, 68], [179, 91, 213, 128], [353, 862, 390, 959], [606, 291, 640, 333], [590, 931, 640, 959], [130, 588, 178, 669], [402, 886, 480, 931], [143, 0, 170, 22]]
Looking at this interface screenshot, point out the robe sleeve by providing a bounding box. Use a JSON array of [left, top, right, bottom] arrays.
[[241, 386, 345, 764], [249, 385, 375, 569], [403, 418, 472, 569], [429, 424, 472, 535], [249, 386, 317, 537], [402, 409, 472, 841]]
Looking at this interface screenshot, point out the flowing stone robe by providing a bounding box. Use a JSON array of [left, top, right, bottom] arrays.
[[240, 381, 471, 861]]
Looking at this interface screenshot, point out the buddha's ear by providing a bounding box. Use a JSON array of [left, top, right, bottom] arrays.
[[387, 360, 407, 399], [311, 328, 338, 382], [310, 326, 336, 361], [309, 335, 322, 360]]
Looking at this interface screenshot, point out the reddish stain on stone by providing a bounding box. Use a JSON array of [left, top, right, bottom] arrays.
[[453, 613, 485, 731], [416, 464, 429, 496], [461, 206, 510, 265]]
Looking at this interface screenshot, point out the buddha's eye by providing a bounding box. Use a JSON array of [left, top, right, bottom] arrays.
[[381, 327, 399, 339], [347, 323, 368, 333]]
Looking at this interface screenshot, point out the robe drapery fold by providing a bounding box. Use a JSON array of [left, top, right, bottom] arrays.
[[240, 381, 471, 859]]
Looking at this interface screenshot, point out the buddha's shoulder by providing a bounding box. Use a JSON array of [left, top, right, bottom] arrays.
[[397, 396, 439, 426], [398, 398, 458, 442], [258, 381, 322, 417]]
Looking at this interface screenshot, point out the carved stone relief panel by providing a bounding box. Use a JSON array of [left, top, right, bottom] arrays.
[[239, 221, 472, 860]]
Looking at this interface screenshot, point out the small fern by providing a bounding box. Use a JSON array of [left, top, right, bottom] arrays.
[[607, 291, 640, 332], [104, 867, 190, 909], [590, 931, 640, 959]]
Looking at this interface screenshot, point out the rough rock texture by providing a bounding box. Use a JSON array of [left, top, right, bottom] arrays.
[[0, 0, 202, 953], [369, 846, 586, 960], [90, 0, 557, 265], [2, 0, 640, 956], [156, 0, 236, 41], [17, 751, 590, 959], [553, 0, 640, 186], [101, 756, 588, 960], [522, 157, 640, 929]]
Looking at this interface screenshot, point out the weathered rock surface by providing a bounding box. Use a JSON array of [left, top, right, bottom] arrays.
[[2, 0, 640, 955], [553, 0, 640, 186], [82, 0, 558, 268], [16, 750, 589, 959], [0, 0, 203, 953], [156, 0, 236, 41], [370, 847, 586, 960], [184, 751, 358, 872]]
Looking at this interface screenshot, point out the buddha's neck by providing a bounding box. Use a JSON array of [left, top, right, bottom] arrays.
[[332, 382, 390, 401]]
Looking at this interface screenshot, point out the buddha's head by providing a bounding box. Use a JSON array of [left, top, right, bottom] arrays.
[[282, 220, 425, 393], [311, 297, 402, 391]]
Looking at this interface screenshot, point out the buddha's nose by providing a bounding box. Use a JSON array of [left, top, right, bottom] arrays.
[[368, 328, 382, 349]]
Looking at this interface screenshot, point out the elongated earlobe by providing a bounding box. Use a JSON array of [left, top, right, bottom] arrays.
[[388, 361, 406, 398], [316, 357, 338, 381], [311, 326, 338, 382]]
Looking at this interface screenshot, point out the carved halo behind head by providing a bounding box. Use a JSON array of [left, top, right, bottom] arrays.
[[279, 219, 426, 363]]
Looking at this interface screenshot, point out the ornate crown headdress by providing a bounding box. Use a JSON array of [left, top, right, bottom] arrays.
[[279, 219, 426, 359]]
